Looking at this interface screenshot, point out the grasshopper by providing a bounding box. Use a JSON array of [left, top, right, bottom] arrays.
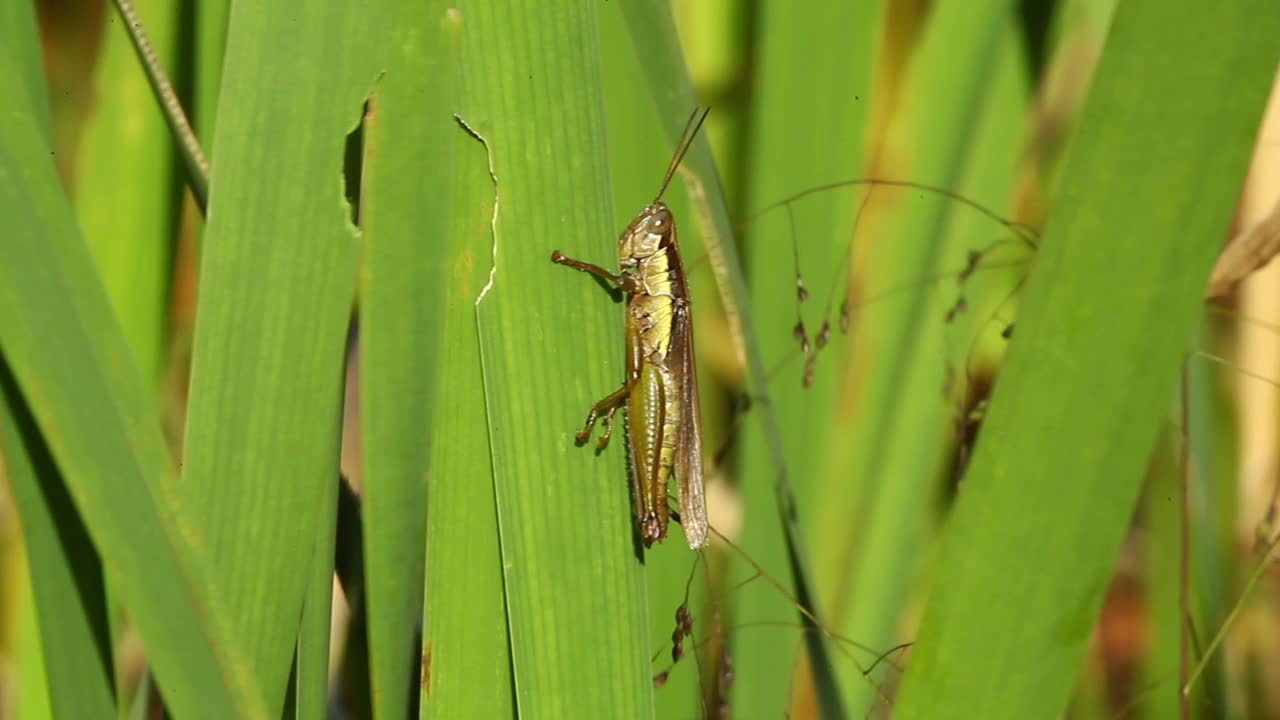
[[551, 108, 711, 549]]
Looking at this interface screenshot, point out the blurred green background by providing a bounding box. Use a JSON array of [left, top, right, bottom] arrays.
[[1, 0, 1279, 718]]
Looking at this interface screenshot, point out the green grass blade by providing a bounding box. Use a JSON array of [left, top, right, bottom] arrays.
[[0, 0, 49, 137], [1139, 419, 1182, 719], [177, 1, 391, 711], [617, 0, 795, 508], [75, 0, 178, 388], [893, 0, 1280, 715], [107, 0, 210, 211], [454, 2, 651, 716], [0, 44, 260, 719], [295, 490, 339, 719], [597, 5, 708, 716], [0, 369, 115, 718], [1185, 318, 1241, 712], [15, 569, 54, 720], [73, 4, 182, 709], [818, 10, 1032, 714], [734, 1, 885, 715], [420, 88, 512, 719], [333, 480, 374, 716], [615, 1, 848, 713], [358, 3, 460, 715], [194, 0, 228, 148], [353, 6, 513, 718], [125, 670, 155, 720]]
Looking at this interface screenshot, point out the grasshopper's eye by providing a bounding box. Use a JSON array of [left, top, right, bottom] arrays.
[[647, 209, 671, 234]]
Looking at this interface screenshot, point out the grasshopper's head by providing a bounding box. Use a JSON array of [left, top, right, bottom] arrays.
[[620, 202, 673, 263]]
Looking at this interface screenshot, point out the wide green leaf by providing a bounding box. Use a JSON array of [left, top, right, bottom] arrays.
[[450, 1, 651, 716]]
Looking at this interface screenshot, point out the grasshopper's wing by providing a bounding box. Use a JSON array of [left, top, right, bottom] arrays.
[[671, 289, 709, 549]]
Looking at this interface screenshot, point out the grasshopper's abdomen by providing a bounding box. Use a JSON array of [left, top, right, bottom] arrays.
[[628, 362, 677, 545]]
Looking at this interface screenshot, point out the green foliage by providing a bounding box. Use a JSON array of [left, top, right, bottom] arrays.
[[2, 0, 1279, 718]]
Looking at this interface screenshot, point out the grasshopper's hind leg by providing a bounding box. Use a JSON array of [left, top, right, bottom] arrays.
[[596, 404, 624, 449], [575, 382, 633, 447]]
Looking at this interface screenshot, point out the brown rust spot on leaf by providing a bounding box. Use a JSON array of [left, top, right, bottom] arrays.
[[421, 642, 433, 696]]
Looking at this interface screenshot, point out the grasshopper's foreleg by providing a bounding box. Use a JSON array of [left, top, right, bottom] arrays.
[[551, 251, 642, 294], [550, 251, 623, 286]]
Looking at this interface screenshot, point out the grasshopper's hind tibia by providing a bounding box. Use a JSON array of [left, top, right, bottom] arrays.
[[596, 404, 622, 449]]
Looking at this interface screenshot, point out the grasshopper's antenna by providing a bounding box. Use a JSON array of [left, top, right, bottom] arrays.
[[654, 107, 710, 204]]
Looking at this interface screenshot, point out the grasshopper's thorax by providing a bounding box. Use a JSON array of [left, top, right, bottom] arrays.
[[619, 201, 673, 264], [619, 202, 685, 368]]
